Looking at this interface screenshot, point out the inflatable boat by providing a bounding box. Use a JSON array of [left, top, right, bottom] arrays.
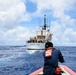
[[30, 65, 76, 75]]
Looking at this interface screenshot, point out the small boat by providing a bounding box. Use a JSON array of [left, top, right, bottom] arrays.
[[30, 65, 76, 75]]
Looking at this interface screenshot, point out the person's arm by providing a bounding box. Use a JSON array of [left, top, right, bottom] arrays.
[[58, 50, 65, 63]]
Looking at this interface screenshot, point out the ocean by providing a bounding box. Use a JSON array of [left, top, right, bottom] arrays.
[[0, 46, 76, 75]]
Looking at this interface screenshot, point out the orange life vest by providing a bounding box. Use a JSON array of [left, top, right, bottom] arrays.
[[45, 48, 53, 57]]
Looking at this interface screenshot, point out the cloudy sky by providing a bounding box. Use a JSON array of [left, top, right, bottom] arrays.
[[0, 0, 76, 46]]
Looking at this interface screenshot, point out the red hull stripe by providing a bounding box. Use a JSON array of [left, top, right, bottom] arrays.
[[61, 65, 76, 75]]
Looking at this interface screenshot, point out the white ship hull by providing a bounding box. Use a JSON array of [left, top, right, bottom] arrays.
[[26, 43, 45, 50]]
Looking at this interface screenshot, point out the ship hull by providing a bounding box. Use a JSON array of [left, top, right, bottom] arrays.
[[26, 43, 45, 50]]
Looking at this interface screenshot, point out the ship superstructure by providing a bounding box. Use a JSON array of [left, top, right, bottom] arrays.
[[26, 15, 52, 50]]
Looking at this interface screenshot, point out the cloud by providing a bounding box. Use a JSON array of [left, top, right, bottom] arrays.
[[0, 0, 36, 45], [50, 18, 76, 45], [31, 0, 76, 45], [64, 28, 76, 42], [19, 13, 31, 22], [0, 26, 36, 45], [0, 0, 76, 45], [0, 0, 31, 31], [31, 0, 76, 17]]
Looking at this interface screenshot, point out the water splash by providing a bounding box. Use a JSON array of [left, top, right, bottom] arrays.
[[26, 50, 38, 54]]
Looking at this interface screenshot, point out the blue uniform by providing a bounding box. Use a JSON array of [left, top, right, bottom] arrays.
[[43, 48, 64, 75]]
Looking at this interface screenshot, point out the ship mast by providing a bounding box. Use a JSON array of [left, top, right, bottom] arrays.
[[43, 15, 46, 30]]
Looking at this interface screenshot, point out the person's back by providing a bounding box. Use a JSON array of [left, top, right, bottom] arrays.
[[43, 42, 64, 75]]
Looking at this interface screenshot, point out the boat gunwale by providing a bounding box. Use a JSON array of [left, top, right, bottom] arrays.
[[29, 65, 76, 75], [29, 67, 43, 75]]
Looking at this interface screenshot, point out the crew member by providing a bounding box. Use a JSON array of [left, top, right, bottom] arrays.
[[43, 42, 64, 75]]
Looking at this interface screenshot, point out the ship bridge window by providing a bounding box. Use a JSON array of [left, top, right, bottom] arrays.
[[37, 36, 45, 39]]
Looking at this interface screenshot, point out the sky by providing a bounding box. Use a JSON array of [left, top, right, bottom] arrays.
[[0, 0, 76, 46]]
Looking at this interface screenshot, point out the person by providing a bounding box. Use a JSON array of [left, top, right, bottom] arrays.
[[43, 41, 64, 75]]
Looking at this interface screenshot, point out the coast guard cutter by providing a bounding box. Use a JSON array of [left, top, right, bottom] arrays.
[[26, 15, 52, 50]]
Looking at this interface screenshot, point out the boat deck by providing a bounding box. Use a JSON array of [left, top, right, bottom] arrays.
[[30, 65, 76, 75]]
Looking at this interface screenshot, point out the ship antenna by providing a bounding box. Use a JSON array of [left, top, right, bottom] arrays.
[[44, 15, 46, 30], [48, 20, 50, 31]]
